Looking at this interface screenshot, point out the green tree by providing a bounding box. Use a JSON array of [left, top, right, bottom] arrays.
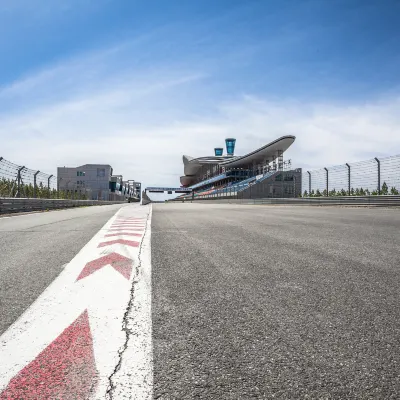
[[359, 187, 365, 196], [322, 189, 327, 197], [315, 189, 322, 197], [350, 187, 355, 196], [381, 181, 388, 195], [340, 189, 347, 196], [355, 188, 360, 196], [371, 190, 378, 195], [390, 186, 399, 195], [303, 190, 308, 197]]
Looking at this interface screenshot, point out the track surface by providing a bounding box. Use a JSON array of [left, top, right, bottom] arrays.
[[0, 204, 126, 335], [1, 203, 400, 398], [152, 203, 400, 399]]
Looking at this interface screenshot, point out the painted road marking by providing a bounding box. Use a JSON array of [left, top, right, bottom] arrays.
[[105, 232, 143, 238], [111, 223, 146, 226], [108, 228, 145, 232], [0, 310, 97, 400], [0, 204, 152, 400], [111, 225, 145, 228], [98, 239, 140, 249], [76, 253, 134, 281]]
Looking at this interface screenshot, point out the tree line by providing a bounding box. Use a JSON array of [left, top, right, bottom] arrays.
[[0, 178, 88, 200], [302, 182, 399, 197]]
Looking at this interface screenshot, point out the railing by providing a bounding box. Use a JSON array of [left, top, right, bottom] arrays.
[[0, 198, 125, 215], [302, 154, 400, 196]]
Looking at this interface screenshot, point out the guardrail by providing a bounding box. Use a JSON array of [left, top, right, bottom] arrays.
[[178, 195, 400, 207], [0, 198, 126, 215]]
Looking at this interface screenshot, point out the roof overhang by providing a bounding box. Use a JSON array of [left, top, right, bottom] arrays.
[[181, 135, 295, 184], [183, 155, 235, 176], [180, 175, 195, 186], [220, 135, 295, 168]]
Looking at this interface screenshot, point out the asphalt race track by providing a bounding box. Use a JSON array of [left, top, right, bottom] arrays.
[[1, 203, 399, 399], [152, 203, 400, 399]]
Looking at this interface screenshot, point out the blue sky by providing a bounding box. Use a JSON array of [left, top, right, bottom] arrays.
[[1, 0, 400, 187]]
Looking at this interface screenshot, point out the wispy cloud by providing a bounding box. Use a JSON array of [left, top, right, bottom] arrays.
[[1, 26, 400, 188]]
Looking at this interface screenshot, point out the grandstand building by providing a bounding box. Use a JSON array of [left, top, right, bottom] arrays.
[[180, 136, 302, 199]]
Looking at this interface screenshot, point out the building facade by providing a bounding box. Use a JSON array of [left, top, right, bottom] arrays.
[[57, 164, 141, 201], [179, 136, 302, 198]]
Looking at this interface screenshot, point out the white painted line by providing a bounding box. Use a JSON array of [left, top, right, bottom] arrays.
[[108, 205, 153, 399]]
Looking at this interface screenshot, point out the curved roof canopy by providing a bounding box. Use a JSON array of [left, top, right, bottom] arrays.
[[220, 135, 295, 168], [183, 155, 234, 176], [180, 135, 295, 186]]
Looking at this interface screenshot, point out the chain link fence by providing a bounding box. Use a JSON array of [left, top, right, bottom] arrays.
[[0, 157, 86, 199], [301, 154, 400, 196]]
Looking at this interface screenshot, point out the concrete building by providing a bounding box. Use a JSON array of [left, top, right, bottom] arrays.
[[57, 164, 141, 201], [58, 164, 113, 200]]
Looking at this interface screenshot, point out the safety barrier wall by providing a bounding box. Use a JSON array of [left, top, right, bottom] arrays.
[[0, 198, 125, 214], [176, 195, 400, 207]]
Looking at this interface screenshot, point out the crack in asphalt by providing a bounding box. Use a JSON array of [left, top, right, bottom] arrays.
[[105, 206, 151, 400]]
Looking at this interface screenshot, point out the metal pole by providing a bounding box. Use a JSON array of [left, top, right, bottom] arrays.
[[375, 157, 380, 195], [307, 171, 311, 196], [34, 171, 40, 198], [346, 163, 350, 195], [16, 166, 25, 198], [324, 167, 328, 196], [48, 175, 53, 198]]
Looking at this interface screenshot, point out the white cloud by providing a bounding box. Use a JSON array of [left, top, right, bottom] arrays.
[[1, 44, 400, 189]]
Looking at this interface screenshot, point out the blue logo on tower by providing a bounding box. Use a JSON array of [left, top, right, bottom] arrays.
[[214, 147, 223, 156], [225, 138, 236, 156]]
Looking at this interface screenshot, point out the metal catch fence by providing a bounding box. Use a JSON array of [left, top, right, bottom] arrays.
[[1, 157, 60, 199], [301, 154, 400, 196]]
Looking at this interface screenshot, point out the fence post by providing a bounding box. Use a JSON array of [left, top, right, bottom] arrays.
[[324, 167, 328, 196], [48, 175, 53, 198], [33, 171, 40, 198], [374, 157, 380, 195], [346, 163, 350, 195], [307, 171, 311, 196], [16, 166, 25, 198]]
